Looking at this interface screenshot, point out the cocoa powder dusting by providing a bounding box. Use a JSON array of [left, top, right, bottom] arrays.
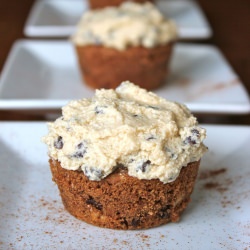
[[199, 168, 227, 180], [199, 168, 230, 193], [121, 240, 129, 245], [199, 167, 246, 212], [178, 77, 191, 86], [203, 181, 229, 193], [187, 78, 240, 100], [204, 182, 220, 189]]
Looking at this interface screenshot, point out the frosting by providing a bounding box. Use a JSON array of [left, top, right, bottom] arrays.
[[43, 82, 207, 183], [71, 2, 177, 50]]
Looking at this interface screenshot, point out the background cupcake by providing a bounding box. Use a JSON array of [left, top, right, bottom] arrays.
[[71, 2, 178, 90]]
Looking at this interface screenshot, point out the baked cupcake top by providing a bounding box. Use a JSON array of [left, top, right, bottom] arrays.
[[71, 2, 177, 50], [43, 82, 207, 183]]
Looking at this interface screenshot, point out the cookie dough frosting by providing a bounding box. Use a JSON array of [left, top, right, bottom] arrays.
[[43, 82, 207, 183], [71, 2, 177, 50]]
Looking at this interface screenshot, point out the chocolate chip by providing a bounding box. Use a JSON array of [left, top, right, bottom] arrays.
[[121, 218, 128, 228], [148, 105, 160, 110], [77, 142, 85, 149], [94, 106, 106, 114], [86, 196, 102, 210], [54, 136, 63, 149], [142, 160, 151, 172], [157, 205, 171, 219], [146, 135, 156, 141], [83, 166, 104, 180], [129, 158, 135, 163], [137, 160, 151, 173], [73, 151, 85, 158], [171, 154, 177, 160], [191, 128, 200, 135], [72, 142, 87, 158], [131, 218, 140, 227], [184, 136, 197, 145], [165, 147, 177, 159]]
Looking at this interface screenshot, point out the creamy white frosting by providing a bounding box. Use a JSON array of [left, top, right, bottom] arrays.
[[43, 82, 207, 183], [71, 2, 177, 50]]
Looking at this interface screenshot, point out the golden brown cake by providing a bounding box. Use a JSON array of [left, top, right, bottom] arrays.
[[71, 2, 177, 90], [50, 159, 200, 229], [75, 43, 173, 89], [42, 82, 207, 230], [89, 0, 155, 9]]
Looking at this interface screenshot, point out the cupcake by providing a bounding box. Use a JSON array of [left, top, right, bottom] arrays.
[[71, 2, 177, 90], [88, 0, 155, 9], [42, 81, 207, 230]]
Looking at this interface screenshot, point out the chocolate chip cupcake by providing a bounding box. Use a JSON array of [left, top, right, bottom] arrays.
[[88, 0, 155, 9], [42, 81, 207, 230], [71, 2, 177, 90]]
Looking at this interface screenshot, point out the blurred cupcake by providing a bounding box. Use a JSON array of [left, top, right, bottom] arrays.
[[71, 2, 178, 90], [88, 0, 155, 9]]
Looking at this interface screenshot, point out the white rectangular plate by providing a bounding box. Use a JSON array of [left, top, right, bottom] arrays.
[[0, 122, 249, 249], [24, 0, 212, 39], [0, 40, 249, 113]]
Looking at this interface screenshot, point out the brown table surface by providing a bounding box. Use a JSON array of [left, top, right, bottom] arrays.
[[0, 0, 249, 124]]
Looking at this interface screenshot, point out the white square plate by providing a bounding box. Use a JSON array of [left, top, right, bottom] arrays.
[[0, 122, 249, 249], [0, 40, 249, 113], [24, 0, 212, 39]]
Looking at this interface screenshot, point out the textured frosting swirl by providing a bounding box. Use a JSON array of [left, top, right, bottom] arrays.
[[71, 2, 177, 50], [43, 82, 207, 183]]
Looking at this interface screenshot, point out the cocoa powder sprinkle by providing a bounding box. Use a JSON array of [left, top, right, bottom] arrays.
[[199, 168, 227, 180]]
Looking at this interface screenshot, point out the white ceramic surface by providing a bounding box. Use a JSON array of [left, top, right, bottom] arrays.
[[0, 40, 249, 113], [24, 0, 212, 39], [0, 122, 249, 249]]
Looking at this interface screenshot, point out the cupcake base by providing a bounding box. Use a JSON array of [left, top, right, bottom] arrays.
[[50, 159, 200, 230], [75, 43, 173, 90]]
